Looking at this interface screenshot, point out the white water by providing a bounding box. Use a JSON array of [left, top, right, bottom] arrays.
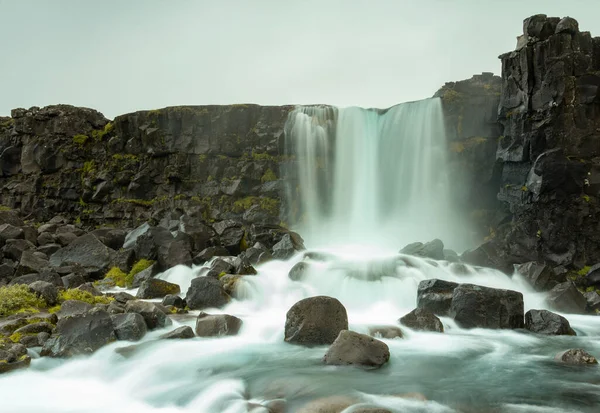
[[284, 100, 473, 252]]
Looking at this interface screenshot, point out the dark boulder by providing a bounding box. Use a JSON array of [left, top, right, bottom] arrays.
[[193, 246, 231, 265], [133, 226, 174, 262], [125, 300, 172, 330], [583, 291, 600, 312], [272, 233, 305, 260], [178, 215, 214, 253], [16, 250, 49, 276], [28, 280, 58, 306], [62, 273, 85, 289], [3, 239, 36, 261], [416, 279, 459, 316], [583, 264, 600, 289], [123, 222, 151, 249], [399, 308, 444, 332], [367, 326, 403, 339], [0, 210, 24, 227], [160, 326, 195, 339], [90, 228, 126, 251], [185, 276, 230, 310], [131, 263, 159, 288], [284, 296, 348, 346], [322, 330, 390, 369], [158, 239, 192, 270], [288, 261, 310, 281], [10, 270, 62, 287], [55, 232, 78, 246], [37, 243, 61, 257], [400, 239, 444, 260], [449, 284, 524, 329], [111, 248, 136, 273], [514, 262, 564, 291], [460, 241, 513, 274], [525, 309, 576, 336], [110, 313, 147, 341], [136, 278, 181, 299], [545, 282, 587, 314], [162, 294, 185, 308], [57, 300, 93, 318], [41, 309, 116, 357], [77, 282, 102, 296], [14, 322, 54, 335], [554, 349, 598, 365], [0, 223, 24, 245], [205, 258, 235, 278], [49, 234, 115, 272], [195, 312, 243, 337]]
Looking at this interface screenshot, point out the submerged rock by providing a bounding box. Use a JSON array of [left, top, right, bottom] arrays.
[[399, 308, 444, 332], [284, 296, 348, 346], [288, 261, 310, 281], [554, 349, 598, 365], [545, 281, 587, 314], [525, 309, 576, 336], [195, 312, 242, 337], [416, 279, 459, 316], [322, 330, 390, 368], [367, 325, 403, 339]]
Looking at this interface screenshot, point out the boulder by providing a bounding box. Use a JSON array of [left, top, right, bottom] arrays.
[[110, 313, 147, 341], [28, 280, 58, 306], [272, 234, 304, 260], [49, 234, 115, 272], [77, 282, 102, 296], [178, 215, 214, 252], [0, 223, 24, 245], [125, 300, 172, 330], [193, 246, 231, 265], [367, 326, 403, 339], [37, 243, 61, 257], [37, 232, 55, 246], [288, 261, 310, 281], [583, 291, 600, 312], [284, 296, 348, 346], [185, 276, 230, 310], [416, 279, 459, 316], [399, 308, 444, 332], [16, 250, 49, 276], [0, 210, 24, 227], [400, 239, 444, 260], [3, 239, 36, 261], [55, 232, 78, 246], [583, 264, 600, 289], [111, 248, 136, 273], [41, 309, 116, 357], [62, 273, 85, 289], [131, 263, 159, 288], [545, 282, 587, 314], [136, 278, 181, 299], [57, 300, 93, 318], [449, 284, 524, 329], [133, 226, 175, 262], [110, 291, 136, 305], [195, 312, 242, 337], [525, 309, 576, 336], [554, 349, 598, 365], [14, 322, 54, 335], [162, 294, 185, 308], [123, 222, 151, 249], [322, 330, 390, 369], [157, 239, 192, 270], [90, 228, 126, 251], [107, 301, 125, 314], [10, 270, 62, 287], [514, 262, 564, 291], [160, 326, 195, 339], [205, 258, 235, 278]]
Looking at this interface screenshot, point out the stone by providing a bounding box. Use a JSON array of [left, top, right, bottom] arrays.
[[110, 313, 147, 341], [37, 243, 61, 257], [449, 284, 524, 329], [525, 309, 576, 335], [111, 248, 136, 273], [195, 312, 242, 337], [272, 234, 304, 260], [10, 270, 62, 287], [288, 261, 310, 281], [545, 282, 587, 314], [131, 263, 159, 288], [157, 239, 192, 270], [554, 349, 598, 365], [193, 246, 231, 265], [3, 239, 36, 261], [136, 278, 181, 299], [14, 322, 54, 335], [555, 17, 579, 34], [416, 279, 459, 316], [367, 326, 403, 339], [185, 276, 230, 310], [77, 282, 102, 296], [284, 296, 348, 346], [295, 396, 357, 413], [514, 262, 564, 291], [57, 300, 93, 318], [0, 223, 24, 245], [205, 258, 235, 278], [123, 222, 151, 249], [41, 309, 116, 357], [178, 215, 214, 252], [62, 273, 85, 289], [110, 291, 136, 305], [400, 239, 444, 260], [162, 294, 185, 308], [125, 300, 172, 330], [107, 301, 125, 314], [160, 326, 195, 339], [49, 234, 115, 272], [16, 249, 49, 276], [0, 263, 14, 283], [55, 232, 78, 246], [583, 264, 600, 289], [28, 280, 58, 306], [399, 308, 444, 332], [583, 291, 600, 312], [133, 226, 174, 262], [90, 228, 126, 250], [322, 330, 390, 369]]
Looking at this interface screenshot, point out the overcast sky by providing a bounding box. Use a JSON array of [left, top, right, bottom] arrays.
[[1, 0, 599, 119]]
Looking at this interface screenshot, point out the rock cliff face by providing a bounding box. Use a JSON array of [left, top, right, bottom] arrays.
[[0, 105, 291, 229]]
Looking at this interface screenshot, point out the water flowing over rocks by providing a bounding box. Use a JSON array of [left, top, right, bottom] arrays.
[[195, 312, 242, 337], [322, 330, 390, 369], [554, 349, 598, 365], [399, 308, 444, 332]]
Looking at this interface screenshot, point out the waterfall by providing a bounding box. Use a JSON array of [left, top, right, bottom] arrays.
[[283, 98, 473, 252]]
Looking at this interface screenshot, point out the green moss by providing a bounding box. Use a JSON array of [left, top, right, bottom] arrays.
[[112, 154, 139, 162], [130, 259, 154, 278], [218, 271, 227, 278], [79, 197, 88, 207], [259, 197, 280, 215], [582, 194, 591, 202], [174, 194, 186, 201], [198, 154, 207, 162], [0, 285, 46, 317], [104, 267, 131, 288], [233, 196, 257, 213], [577, 266, 591, 276], [0, 118, 14, 128], [91, 122, 114, 141], [58, 289, 113, 305], [73, 134, 89, 145], [9, 332, 23, 343], [0, 205, 12, 211], [207, 175, 214, 182], [251, 151, 277, 162], [112, 198, 154, 207], [521, 186, 528, 192], [261, 169, 277, 183]]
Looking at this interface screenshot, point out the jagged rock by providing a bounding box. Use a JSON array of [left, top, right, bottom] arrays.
[[136, 278, 181, 299], [583, 291, 600, 312], [131, 262, 159, 288], [178, 215, 214, 253], [107, 302, 125, 314], [284, 296, 348, 346], [16, 250, 49, 276], [545, 282, 587, 314], [162, 294, 185, 308], [37, 243, 61, 257], [111, 248, 136, 273], [77, 282, 102, 296], [193, 246, 231, 265], [205, 258, 235, 278], [272, 234, 302, 260], [399, 308, 444, 332], [583, 264, 600, 289], [158, 239, 192, 270], [110, 291, 136, 304], [125, 300, 172, 330], [132, 226, 174, 262], [10, 270, 62, 287], [0, 223, 24, 245], [160, 326, 195, 339], [90, 228, 126, 250], [288, 261, 310, 281], [416, 279, 459, 316], [41, 309, 116, 357], [367, 326, 403, 339], [0, 342, 31, 374], [514, 262, 564, 291], [400, 239, 444, 260], [0, 263, 14, 283], [14, 322, 54, 335], [49, 234, 115, 272], [110, 313, 147, 341], [62, 273, 85, 289], [554, 349, 598, 365], [461, 242, 512, 274], [450, 284, 524, 329], [57, 300, 93, 318], [525, 309, 576, 335], [323, 330, 390, 368], [195, 312, 242, 337], [55, 232, 78, 246], [555, 17, 579, 34], [123, 223, 151, 249], [28, 280, 58, 305], [185, 277, 230, 310], [3, 239, 36, 261]]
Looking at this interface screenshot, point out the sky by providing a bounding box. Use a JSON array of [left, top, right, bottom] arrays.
[[0, 0, 599, 119]]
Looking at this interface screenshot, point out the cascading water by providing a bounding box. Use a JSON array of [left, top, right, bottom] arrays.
[[1, 102, 599, 413], [284, 99, 473, 252]]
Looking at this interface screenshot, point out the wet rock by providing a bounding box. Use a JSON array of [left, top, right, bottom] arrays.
[[525, 309, 576, 335], [49, 234, 115, 272], [460, 241, 512, 274], [195, 312, 243, 337], [296, 396, 356, 413], [62, 273, 85, 289], [41, 309, 116, 357], [0, 353, 31, 374], [109, 291, 136, 305], [272, 233, 304, 260], [162, 294, 185, 308], [545, 281, 587, 314], [416, 279, 459, 316], [185, 276, 230, 310], [178, 215, 214, 253], [131, 263, 159, 288], [514, 262, 564, 291], [443, 249, 459, 262], [367, 326, 403, 339], [288, 261, 310, 281], [77, 282, 102, 296], [160, 325, 195, 339], [28, 280, 58, 306], [110, 313, 147, 341], [57, 300, 93, 318], [583, 264, 600, 289], [554, 349, 598, 365], [111, 248, 135, 273], [136, 278, 181, 299], [449, 284, 524, 329], [123, 222, 151, 249], [206, 258, 235, 278], [399, 308, 444, 332], [400, 239, 444, 260], [583, 291, 600, 312], [193, 246, 231, 265], [284, 296, 348, 346], [125, 300, 172, 330], [323, 330, 390, 368], [107, 301, 125, 314]]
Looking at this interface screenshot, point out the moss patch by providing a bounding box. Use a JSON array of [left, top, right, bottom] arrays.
[[130, 259, 154, 277], [91, 122, 114, 142], [0, 285, 46, 317], [58, 289, 113, 305], [261, 169, 277, 183], [73, 134, 89, 145]]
